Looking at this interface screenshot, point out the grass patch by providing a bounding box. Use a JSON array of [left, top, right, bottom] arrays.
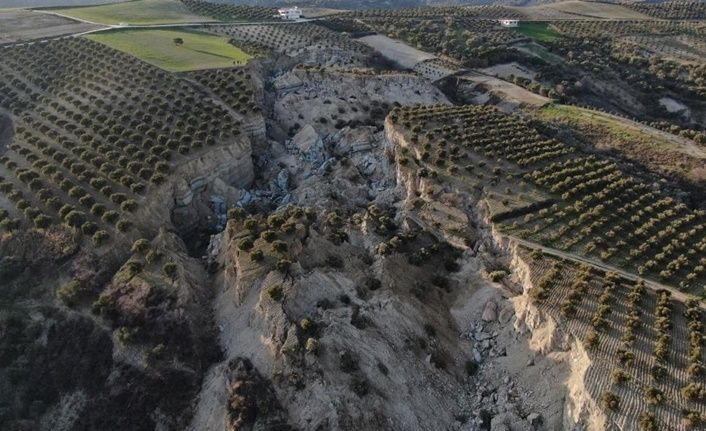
[[537, 103, 706, 184], [517, 22, 561, 42], [86, 28, 251, 72], [51, 0, 213, 25]]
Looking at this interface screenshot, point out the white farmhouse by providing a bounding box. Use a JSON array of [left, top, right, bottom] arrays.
[[278, 6, 302, 20], [499, 19, 519, 28]]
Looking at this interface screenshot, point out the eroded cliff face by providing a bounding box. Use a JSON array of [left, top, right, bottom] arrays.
[[183, 99, 612, 431], [385, 117, 611, 431]]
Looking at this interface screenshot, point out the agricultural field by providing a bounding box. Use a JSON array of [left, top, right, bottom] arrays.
[[179, 0, 277, 22], [535, 104, 706, 187], [0, 9, 100, 44], [86, 28, 252, 72], [45, 0, 213, 25], [522, 250, 706, 430], [0, 37, 253, 248], [514, 1, 652, 21], [389, 104, 706, 293], [204, 23, 372, 65], [516, 22, 561, 42], [624, 0, 706, 20]]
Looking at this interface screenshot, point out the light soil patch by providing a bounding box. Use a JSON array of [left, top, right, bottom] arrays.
[[460, 71, 550, 108], [0, 9, 99, 43], [48, 0, 214, 25], [479, 62, 536, 81], [514, 42, 563, 64], [515, 1, 651, 20], [659, 96, 690, 117], [537, 104, 706, 185], [86, 28, 251, 72], [358, 34, 435, 69]]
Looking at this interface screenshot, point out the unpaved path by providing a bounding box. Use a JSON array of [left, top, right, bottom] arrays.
[[505, 235, 701, 307]]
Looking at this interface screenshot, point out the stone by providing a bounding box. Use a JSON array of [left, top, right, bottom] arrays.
[[498, 306, 514, 324], [276, 169, 289, 191], [473, 348, 483, 363], [482, 301, 498, 322], [527, 413, 543, 430]]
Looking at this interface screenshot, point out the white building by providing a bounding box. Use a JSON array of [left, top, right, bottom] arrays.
[[499, 19, 519, 28], [278, 6, 302, 20]]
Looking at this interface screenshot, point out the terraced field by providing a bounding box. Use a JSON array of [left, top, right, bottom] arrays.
[[389, 104, 706, 293], [0, 37, 255, 247], [523, 250, 706, 430]]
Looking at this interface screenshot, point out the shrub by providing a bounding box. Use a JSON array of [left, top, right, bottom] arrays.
[[116, 219, 132, 231], [682, 383, 706, 401], [33, 214, 51, 228], [131, 238, 150, 254], [602, 391, 619, 411], [250, 249, 264, 262], [305, 337, 320, 354], [163, 261, 178, 279], [81, 221, 98, 235], [638, 412, 657, 431], [584, 330, 599, 349], [489, 270, 507, 282], [645, 387, 664, 405], [125, 260, 143, 277], [227, 207, 245, 220], [145, 250, 162, 264], [91, 295, 115, 316], [143, 344, 166, 365], [611, 369, 629, 385], [102, 210, 119, 224], [57, 279, 83, 307], [64, 210, 86, 227], [266, 284, 283, 301], [116, 326, 138, 345], [92, 230, 109, 245], [272, 240, 288, 252], [261, 230, 277, 242], [121, 199, 137, 212], [237, 238, 254, 251], [276, 259, 291, 272]]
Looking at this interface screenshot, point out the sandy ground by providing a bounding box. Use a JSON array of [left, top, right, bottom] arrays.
[[479, 62, 537, 81], [515, 1, 652, 20], [0, 9, 99, 44], [461, 71, 550, 107], [358, 34, 435, 69]]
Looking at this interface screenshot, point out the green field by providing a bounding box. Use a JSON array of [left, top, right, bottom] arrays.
[[51, 0, 213, 25], [516, 22, 561, 42], [86, 29, 251, 72]]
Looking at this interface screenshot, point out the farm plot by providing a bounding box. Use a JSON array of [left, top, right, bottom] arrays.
[[551, 19, 705, 39], [87, 29, 252, 72], [624, 0, 706, 20], [47, 0, 213, 25], [522, 250, 706, 430], [204, 23, 372, 64], [388, 104, 706, 293], [0, 37, 253, 247], [619, 34, 706, 64], [179, 0, 276, 22], [0, 9, 100, 44], [535, 104, 706, 186], [514, 1, 651, 21]]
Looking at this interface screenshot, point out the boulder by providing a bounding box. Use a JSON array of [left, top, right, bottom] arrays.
[[482, 301, 498, 322]]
